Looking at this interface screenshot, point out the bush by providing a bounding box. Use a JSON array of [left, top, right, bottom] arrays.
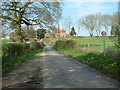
[[30, 42, 42, 50], [107, 46, 119, 59], [55, 40, 76, 48], [66, 40, 76, 48], [2, 43, 30, 63]]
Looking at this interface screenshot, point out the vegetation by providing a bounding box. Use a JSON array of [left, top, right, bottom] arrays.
[[22, 26, 36, 38], [77, 12, 118, 37], [0, 2, 62, 42], [55, 40, 76, 48], [70, 27, 76, 36], [44, 36, 119, 77], [53, 40, 119, 76], [0, 39, 12, 46], [2, 42, 44, 72], [2, 43, 30, 62], [44, 36, 115, 52], [2, 42, 43, 62], [37, 29, 46, 39], [63, 17, 72, 36]]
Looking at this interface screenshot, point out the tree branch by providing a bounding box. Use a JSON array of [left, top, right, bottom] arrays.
[[0, 16, 17, 23], [21, 2, 33, 10], [0, 8, 19, 12]]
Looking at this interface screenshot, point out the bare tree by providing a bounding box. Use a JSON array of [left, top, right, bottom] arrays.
[[111, 12, 118, 25], [101, 14, 112, 36], [63, 17, 72, 36], [76, 19, 81, 36], [0, 1, 62, 42], [81, 14, 96, 37], [94, 14, 103, 36]]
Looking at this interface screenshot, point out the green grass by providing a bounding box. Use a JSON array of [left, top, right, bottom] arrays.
[[43, 36, 119, 76], [0, 39, 12, 46], [53, 45, 119, 76], [0, 39, 12, 57], [2, 45, 44, 72], [43, 36, 115, 53]]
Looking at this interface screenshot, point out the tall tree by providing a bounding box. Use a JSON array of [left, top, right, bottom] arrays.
[[37, 29, 46, 39], [81, 14, 96, 37], [48, 25, 57, 33], [101, 14, 112, 36], [111, 12, 119, 36], [94, 14, 103, 36], [70, 27, 76, 36], [63, 17, 72, 36], [22, 26, 36, 38], [76, 19, 82, 36], [0, 1, 62, 42]]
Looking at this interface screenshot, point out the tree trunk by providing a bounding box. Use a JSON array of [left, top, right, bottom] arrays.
[[90, 33, 93, 37], [15, 23, 23, 43]]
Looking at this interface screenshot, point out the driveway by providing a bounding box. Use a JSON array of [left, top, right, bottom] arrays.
[[2, 43, 119, 88]]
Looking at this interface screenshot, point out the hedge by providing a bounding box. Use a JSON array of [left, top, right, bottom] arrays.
[[2, 42, 42, 64], [55, 40, 76, 48]]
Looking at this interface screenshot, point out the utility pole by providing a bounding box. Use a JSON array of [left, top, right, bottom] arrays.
[[57, 22, 60, 41], [103, 36, 106, 56]]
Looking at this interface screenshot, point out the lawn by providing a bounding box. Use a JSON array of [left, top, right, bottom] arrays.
[[43, 36, 115, 53]]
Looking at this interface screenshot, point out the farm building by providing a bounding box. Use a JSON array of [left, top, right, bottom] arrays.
[[44, 29, 66, 38]]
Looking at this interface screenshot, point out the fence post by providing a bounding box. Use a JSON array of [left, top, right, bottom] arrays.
[[103, 36, 106, 56]]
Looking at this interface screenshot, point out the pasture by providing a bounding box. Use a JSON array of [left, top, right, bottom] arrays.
[[43, 36, 116, 53]]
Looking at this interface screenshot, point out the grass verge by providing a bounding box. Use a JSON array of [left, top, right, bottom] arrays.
[[53, 45, 120, 80], [2, 45, 44, 72]]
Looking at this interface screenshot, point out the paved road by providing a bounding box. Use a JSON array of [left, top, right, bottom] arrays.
[[2, 43, 119, 88], [42, 43, 119, 88]]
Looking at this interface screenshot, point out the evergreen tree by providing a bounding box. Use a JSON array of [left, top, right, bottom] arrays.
[[70, 27, 76, 36]]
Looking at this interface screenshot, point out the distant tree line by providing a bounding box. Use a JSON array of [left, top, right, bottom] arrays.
[[77, 12, 119, 37]]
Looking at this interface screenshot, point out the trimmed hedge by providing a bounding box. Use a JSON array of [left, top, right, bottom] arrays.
[[2, 43, 30, 63], [2, 42, 42, 64], [30, 42, 42, 50], [55, 40, 76, 48]]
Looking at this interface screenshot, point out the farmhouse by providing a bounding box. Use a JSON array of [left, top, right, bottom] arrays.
[[55, 29, 66, 38], [44, 29, 66, 38], [44, 33, 54, 38]]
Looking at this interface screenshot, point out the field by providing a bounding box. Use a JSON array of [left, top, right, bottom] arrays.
[[43, 36, 116, 53]]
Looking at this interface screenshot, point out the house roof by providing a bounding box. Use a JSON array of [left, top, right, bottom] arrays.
[[56, 29, 66, 32]]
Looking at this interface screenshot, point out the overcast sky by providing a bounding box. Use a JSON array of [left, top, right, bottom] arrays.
[[59, 1, 118, 36]]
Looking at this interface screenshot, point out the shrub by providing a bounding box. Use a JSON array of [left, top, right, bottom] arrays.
[[107, 46, 119, 59], [66, 40, 76, 48], [55, 40, 76, 48], [30, 42, 42, 50], [2, 43, 30, 63]]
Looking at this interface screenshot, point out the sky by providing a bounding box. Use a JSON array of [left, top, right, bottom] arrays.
[[59, 1, 118, 36]]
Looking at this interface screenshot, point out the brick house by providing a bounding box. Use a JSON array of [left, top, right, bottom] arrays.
[[44, 29, 66, 38], [55, 29, 66, 38], [44, 33, 53, 38]]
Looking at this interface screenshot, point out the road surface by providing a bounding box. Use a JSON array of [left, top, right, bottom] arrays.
[[2, 43, 119, 88]]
